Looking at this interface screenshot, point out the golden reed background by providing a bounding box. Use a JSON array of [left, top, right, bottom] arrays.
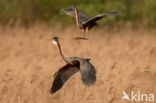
[[0, 25, 156, 103]]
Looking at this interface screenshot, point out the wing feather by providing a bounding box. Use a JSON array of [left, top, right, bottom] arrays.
[[50, 63, 79, 94], [83, 11, 119, 26], [80, 60, 96, 86]]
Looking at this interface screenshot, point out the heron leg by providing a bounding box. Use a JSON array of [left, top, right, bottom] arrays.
[[82, 28, 87, 38], [81, 28, 89, 40], [73, 28, 88, 42], [86, 27, 89, 38], [82, 29, 85, 36]]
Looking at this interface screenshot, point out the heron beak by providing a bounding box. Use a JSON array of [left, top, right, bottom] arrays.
[[52, 40, 58, 45], [87, 58, 91, 61]]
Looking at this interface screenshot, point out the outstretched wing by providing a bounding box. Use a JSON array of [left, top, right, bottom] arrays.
[[63, 6, 89, 23], [80, 60, 96, 86], [82, 11, 119, 26], [50, 63, 80, 94]]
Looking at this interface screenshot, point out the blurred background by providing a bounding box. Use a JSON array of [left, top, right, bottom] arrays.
[[0, 0, 156, 28], [0, 1, 156, 103]]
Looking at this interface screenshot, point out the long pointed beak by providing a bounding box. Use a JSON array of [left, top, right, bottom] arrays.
[[52, 40, 58, 45]]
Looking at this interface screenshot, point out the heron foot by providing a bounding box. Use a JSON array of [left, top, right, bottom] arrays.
[[73, 37, 88, 41]]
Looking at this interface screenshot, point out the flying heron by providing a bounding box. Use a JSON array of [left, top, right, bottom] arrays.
[[63, 5, 119, 39], [50, 37, 96, 94]]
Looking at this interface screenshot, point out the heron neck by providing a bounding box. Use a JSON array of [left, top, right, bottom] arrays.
[[57, 41, 70, 64], [75, 7, 80, 27]]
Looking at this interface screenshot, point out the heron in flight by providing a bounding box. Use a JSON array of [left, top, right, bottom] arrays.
[[63, 5, 119, 39], [50, 37, 96, 94]]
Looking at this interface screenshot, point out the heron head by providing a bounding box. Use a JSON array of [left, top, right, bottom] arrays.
[[63, 6, 75, 16], [52, 36, 59, 45]]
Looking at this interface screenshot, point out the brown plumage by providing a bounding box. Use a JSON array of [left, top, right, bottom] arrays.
[[50, 37, 96, 94]]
